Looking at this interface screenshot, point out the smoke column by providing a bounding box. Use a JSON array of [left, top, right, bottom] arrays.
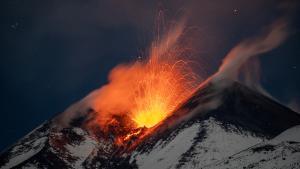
[[213, 19, 289, 82]]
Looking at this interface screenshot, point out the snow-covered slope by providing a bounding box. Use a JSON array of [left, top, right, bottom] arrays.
[[126, 81, 300, 169], [0, 122, 50, 169], [203, 125, 300, 169], [270, 125, 300, 144], [0, 123, 100, 169], [130, 117, 263, 169], [1, 81, 300, 169]]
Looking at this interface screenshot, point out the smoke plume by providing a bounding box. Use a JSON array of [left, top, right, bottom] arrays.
[[54, 18, 291, 130], [213, 19, 289, 83], [53, 20, 202, 129], [288, 98, 300, 114]]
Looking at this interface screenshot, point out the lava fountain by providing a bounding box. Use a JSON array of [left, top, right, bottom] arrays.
[[87, 19, 201, 143], [54, 15, 288, 147]]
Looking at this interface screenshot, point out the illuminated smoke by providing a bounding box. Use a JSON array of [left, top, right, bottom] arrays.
[[88, 19, 201, 129], [53, 17, 291, 145]]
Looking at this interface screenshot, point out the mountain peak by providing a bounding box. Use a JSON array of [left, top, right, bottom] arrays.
[[1, 80, 300, 169]]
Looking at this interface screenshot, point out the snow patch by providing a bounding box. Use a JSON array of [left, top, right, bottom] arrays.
[[65, 129, 97, 168], [2, 137, 47, 169], [180, 117, 263, 169], [21, 163, 38, 169], [271, 125, 300, 144], [72, 128, 85, 136], [131, 117, 263, 169], [132, 123, 200, 169], [203, 125, 300, 169], [204, 142, 300, 169]]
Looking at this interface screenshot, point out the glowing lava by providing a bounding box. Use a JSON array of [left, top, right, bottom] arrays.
[[88, 20, 200, 143], [123, 129, 143, 141], [130, 58, 198, 128]]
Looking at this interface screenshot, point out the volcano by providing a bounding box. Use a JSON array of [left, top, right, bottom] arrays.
[[1, 80, 300, 169]]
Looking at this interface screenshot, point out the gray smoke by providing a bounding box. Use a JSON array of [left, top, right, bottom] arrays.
[[213, 19, 289, 82]]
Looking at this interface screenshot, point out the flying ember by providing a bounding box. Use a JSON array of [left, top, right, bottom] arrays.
[[130, 58, 197, 128], [88, 19, 201, 142]]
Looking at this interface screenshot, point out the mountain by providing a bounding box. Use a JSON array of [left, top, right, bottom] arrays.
[[203, 125, 300, 169], [1, 80, 300, 169]]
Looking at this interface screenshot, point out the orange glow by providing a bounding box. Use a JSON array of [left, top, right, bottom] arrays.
[[130, 58, 198, 128], [123, 129, 143, 141], [88, 19, 201, 144]]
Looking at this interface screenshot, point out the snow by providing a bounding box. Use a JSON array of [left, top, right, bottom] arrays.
[[131, 117, 263, 169], [270, 125, 300, 144], [21, 163, 38, 169], [1, 110, 298, 169], [131, 123, 200, 169], [1, 127, 98, 169], [72, 127, 86, 136], [204, 142, 300, 169], [2, 137, 47, 169], [130, 117, 263, 169], [205, 142, 300, 169], [65, 128, 97, 168], [203, 125, 300, 169], [180, 117, 263, 169]]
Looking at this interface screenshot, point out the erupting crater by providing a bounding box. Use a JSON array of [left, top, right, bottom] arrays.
[[86, 21, 201, 146]]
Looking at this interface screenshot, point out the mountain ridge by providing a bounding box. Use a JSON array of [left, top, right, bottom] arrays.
[[1, 80, 300, 169]]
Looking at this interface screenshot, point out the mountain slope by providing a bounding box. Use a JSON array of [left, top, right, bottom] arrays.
[[127, 81, 300, 169], [130, 117, 263, 169], [203, 125, 300, 169], [1, 80, 300, 169]]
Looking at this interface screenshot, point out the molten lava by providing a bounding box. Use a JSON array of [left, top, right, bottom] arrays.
[[87, 20, 201, 145], [123, 128, 143, 141], [81, 15, 289, 148], [131, 58, 199, 128]]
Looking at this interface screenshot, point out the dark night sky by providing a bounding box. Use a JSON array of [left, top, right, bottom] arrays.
[[0, 0, 299, 151]]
